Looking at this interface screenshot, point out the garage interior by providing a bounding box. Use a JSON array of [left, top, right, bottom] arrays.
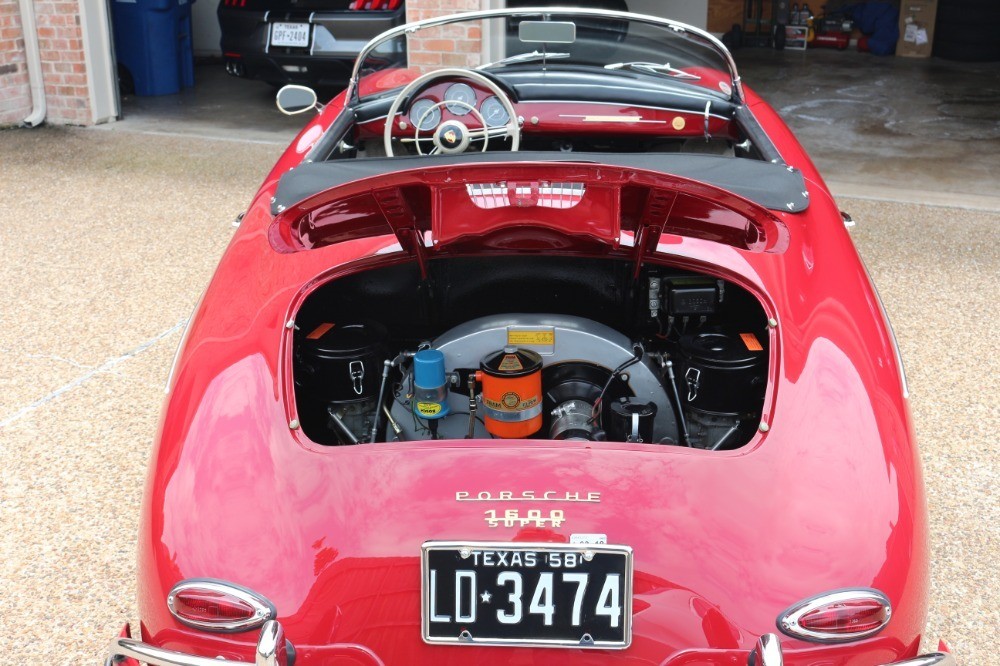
[[0, 1, 997, 664]]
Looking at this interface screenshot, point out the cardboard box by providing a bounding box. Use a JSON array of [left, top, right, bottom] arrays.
[[897, 0, 938, 57]]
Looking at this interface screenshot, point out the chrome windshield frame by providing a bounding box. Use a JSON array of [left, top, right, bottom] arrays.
[[346, 6, 745, 106]]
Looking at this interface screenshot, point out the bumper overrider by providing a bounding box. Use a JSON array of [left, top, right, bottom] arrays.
[[105, 623, 957, 666]]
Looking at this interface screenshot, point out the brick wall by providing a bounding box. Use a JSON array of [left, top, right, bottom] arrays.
[[0, 0, 30, 124], [36, 0, 91, 124], [0, 0, 91, 126], [406, 0, 483, 71]]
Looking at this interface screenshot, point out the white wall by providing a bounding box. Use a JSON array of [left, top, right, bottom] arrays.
[[80, 0, 119, 121], [193, 0, 222, 56], [626, 0, 708, 29]]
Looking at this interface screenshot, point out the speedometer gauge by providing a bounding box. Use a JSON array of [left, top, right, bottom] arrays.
[[408, 98, 441, 131], [444, 83, 476, 115], [480, 96, 510, 128]]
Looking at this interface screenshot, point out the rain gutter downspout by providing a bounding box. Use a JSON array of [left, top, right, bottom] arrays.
[[19, 0, 46, 127]]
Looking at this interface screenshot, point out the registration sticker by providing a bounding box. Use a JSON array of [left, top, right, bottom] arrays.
[[570, 533, 608, 545]]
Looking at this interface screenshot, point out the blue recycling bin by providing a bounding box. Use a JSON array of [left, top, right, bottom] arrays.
[[112, 0, 195, 96]]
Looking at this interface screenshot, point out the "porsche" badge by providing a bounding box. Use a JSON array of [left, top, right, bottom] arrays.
[[456, 490, 601, 502], [457, 490, 600, 528]]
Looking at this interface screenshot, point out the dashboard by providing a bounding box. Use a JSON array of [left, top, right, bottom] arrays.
[[355, 76, 736, 143]]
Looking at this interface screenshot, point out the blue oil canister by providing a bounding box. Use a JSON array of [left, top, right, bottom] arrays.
[[412, 349, 450, 420]]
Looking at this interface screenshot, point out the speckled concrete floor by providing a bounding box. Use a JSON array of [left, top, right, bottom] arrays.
[[0, 122, 996, 664]]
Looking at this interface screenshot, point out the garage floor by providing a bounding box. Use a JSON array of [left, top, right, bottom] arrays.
[[1, 48, 998, 664], [737, 48, 1000, 209], [108, 49, 1000, 209]]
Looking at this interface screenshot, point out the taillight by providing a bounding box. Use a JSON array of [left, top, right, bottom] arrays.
[[777, 589, 891, 643], [168, 580, 275, 632], [350, 0, 402, 10]]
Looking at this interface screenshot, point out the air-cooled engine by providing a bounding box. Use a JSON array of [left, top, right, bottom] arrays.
[[292, 258, 769, 450]]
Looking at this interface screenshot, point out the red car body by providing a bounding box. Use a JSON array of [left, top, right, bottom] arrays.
[[107, 8, 953, 666]]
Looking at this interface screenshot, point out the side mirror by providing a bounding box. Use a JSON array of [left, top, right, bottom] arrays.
[[276, 85, 319, 115]]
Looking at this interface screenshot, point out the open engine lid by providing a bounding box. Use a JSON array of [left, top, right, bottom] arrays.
[[269, 161, 791, 272], [273, 153, 809, 216]]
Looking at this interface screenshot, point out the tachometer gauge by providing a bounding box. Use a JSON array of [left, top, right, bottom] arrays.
[[444, 83, 476, 115], [480, 96, 510, 128], [408, 98, 441, 131]]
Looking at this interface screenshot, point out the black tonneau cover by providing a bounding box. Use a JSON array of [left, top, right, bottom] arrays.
[[272, 152, 808, 215]]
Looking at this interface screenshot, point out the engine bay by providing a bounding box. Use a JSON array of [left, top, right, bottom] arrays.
[[293, 257, 769, 450]]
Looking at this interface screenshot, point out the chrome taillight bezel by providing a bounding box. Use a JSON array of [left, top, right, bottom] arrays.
[[167, 579, 276, 633], [776, 588, 892, 643]]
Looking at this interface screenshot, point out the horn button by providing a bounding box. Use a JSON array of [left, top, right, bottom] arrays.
[[434, 121, 471, 154]]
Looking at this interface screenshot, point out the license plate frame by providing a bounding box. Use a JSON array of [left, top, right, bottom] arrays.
[[421, 541, 633, 649], [270, 22, 310, 49]]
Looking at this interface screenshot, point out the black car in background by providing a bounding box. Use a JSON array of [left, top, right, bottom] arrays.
[[218, 0, 406, 88], [217, 0, 630, 89]]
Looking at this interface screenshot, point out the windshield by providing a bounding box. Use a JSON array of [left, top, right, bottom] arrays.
[[350, 8, 741, 103]]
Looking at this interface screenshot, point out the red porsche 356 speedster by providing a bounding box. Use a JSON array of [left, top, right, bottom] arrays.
[[106, 8, 955, 666]]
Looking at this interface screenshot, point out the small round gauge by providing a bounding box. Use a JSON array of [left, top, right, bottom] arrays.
[[444, 83, 476, 115], [408, 98, 441, 131], [480, 96, 510, 128]]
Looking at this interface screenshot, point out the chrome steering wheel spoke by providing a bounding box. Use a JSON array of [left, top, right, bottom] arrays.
[[467, 126, 509, 141]]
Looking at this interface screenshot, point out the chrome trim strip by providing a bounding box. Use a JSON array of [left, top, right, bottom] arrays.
[[347, 7, 744, 104], [357, 113, 391, 125], [876, 285, 910, 399], [557, 114, 664, 124], [511, 83, 728, 106], [777, 588, 891, 643], [308, 12, 316, 56], [264, 11, 271, 54], [167, 579, 275, 633], [882, 653, 957, 666], [857, 254, 910, 398], [522, 97, 721, 110], [420, 540, 634, 649]]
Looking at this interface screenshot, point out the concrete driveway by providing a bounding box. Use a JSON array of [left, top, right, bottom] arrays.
[[0, 118, 996, 662]]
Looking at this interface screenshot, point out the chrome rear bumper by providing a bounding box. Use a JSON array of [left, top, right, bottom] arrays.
[[884, 654, 957, 666], [107, 624, 956, 666], [106, 620, 288, 666], [746, 633, 956, 666]]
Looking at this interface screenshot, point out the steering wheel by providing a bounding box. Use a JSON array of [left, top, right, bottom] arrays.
[[383, 68, 520, 157]]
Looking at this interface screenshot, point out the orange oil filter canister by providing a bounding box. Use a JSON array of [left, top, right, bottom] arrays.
[[477, 346, 543, 438]]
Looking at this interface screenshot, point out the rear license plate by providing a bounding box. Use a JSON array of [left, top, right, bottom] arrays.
[[421, 541, 633, 648], [270, 22, 310, 48]]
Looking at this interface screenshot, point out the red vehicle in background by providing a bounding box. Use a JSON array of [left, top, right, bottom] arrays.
[[106, 8, 955, 666]]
